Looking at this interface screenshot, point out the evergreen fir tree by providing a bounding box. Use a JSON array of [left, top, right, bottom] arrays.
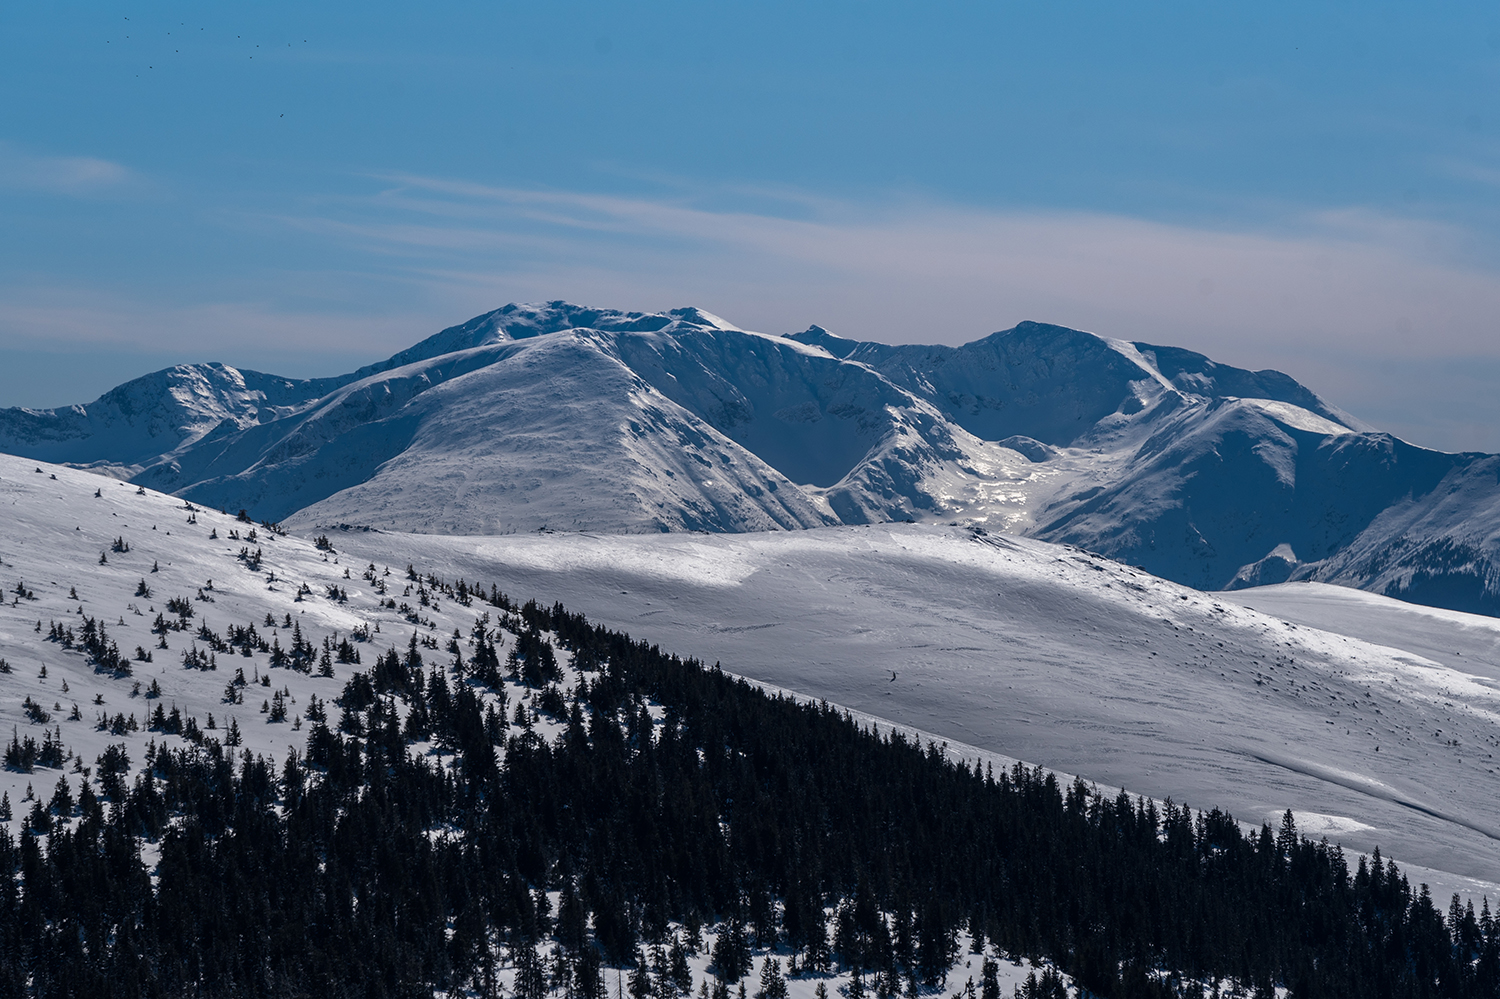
[[630, 953, 652, 999], [980, 959, 999, 999], [670, 938, 693, 996], [576, 945, 606, 999], [755, 958, 787, 999], [516, 944, 548, 999]]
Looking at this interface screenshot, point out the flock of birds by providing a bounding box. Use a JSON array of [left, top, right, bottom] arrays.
[[105, 16, 309, 101]]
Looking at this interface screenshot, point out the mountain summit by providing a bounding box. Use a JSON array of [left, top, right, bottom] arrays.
[[3, 301, 1498, 614]]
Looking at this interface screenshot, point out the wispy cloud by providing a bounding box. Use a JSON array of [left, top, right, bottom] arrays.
[[282, 173, 1500, 366], [0, 142, 135, 196], [0, 289, 425, 361], [11, 170, 1500, 449], [253, 173, 1500, 450]]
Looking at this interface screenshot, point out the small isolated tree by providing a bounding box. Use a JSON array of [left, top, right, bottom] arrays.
[[27, 799, 50, 834], [96, 745, 130, 800], [48, 776, 73, 817], [755, 958, 787, 999]]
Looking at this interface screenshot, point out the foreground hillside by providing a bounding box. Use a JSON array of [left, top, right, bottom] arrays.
[[3, 456, 1500, 997], [323, 523, 1500, 901], [5, 451, 1499, 897], [3, 302, 1500, 615]]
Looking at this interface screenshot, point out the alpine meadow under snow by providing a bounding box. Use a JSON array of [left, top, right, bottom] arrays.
[[5, 304, 1500, 996]]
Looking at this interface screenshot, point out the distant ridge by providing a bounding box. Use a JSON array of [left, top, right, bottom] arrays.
[[3, 300, 1499, 614]]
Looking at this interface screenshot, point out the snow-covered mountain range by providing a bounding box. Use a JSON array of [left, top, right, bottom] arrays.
[[4, 301, 1499, 614]]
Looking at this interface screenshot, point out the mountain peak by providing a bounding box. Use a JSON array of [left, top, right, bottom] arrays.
[[783, 324, 862, 359], [665, 306, 741, 331], [355, 302, 739, 378], [9, 300, 1500, 618], [1129, 341, 1368, 430], [974, 319, 1107, 349]]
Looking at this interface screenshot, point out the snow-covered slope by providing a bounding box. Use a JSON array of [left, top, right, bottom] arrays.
[[602, 320, 1029, 526], [785, 320, 1500, 611], [0, 364, 349, 472], [1022, 397, 1459, 588], [0, 456, 382, 805], [108, 303, 1028, 534], [4, 301, 1500, 615], [1224, 580, 1500, 683], [316, 522, 1500, 903], [1291, 455, 1500, 615], [4, 452, 1499, 909], [137, 328, 836, 534]]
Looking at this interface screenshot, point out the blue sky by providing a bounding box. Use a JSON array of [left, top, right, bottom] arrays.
[[4, 1, 1500, 450]]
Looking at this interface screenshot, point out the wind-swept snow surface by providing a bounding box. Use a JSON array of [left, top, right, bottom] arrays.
[[323, 524, 1500, 902], [1224, 581, 1500, 687], [3, 452, 1499, 906]]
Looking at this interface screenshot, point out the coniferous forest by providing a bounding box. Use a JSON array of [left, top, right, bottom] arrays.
[[0, 588, 1496, 999]]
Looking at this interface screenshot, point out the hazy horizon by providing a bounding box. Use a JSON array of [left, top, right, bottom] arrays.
[[5, 2, 1500, 451]]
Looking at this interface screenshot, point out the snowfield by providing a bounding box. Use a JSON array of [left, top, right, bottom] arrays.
[[4, 450, 1500, 915], [327, 526, 1500, 904]]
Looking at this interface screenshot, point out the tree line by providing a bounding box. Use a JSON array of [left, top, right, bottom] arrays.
[[0, 589, 1494, 998]]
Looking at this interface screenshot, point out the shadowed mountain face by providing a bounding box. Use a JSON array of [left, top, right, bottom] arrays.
[[0, 364, 351, 470], [1, 300, 1497, 613]]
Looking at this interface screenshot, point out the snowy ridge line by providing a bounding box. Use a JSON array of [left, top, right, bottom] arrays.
[[5, 300, 1500, 617]]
